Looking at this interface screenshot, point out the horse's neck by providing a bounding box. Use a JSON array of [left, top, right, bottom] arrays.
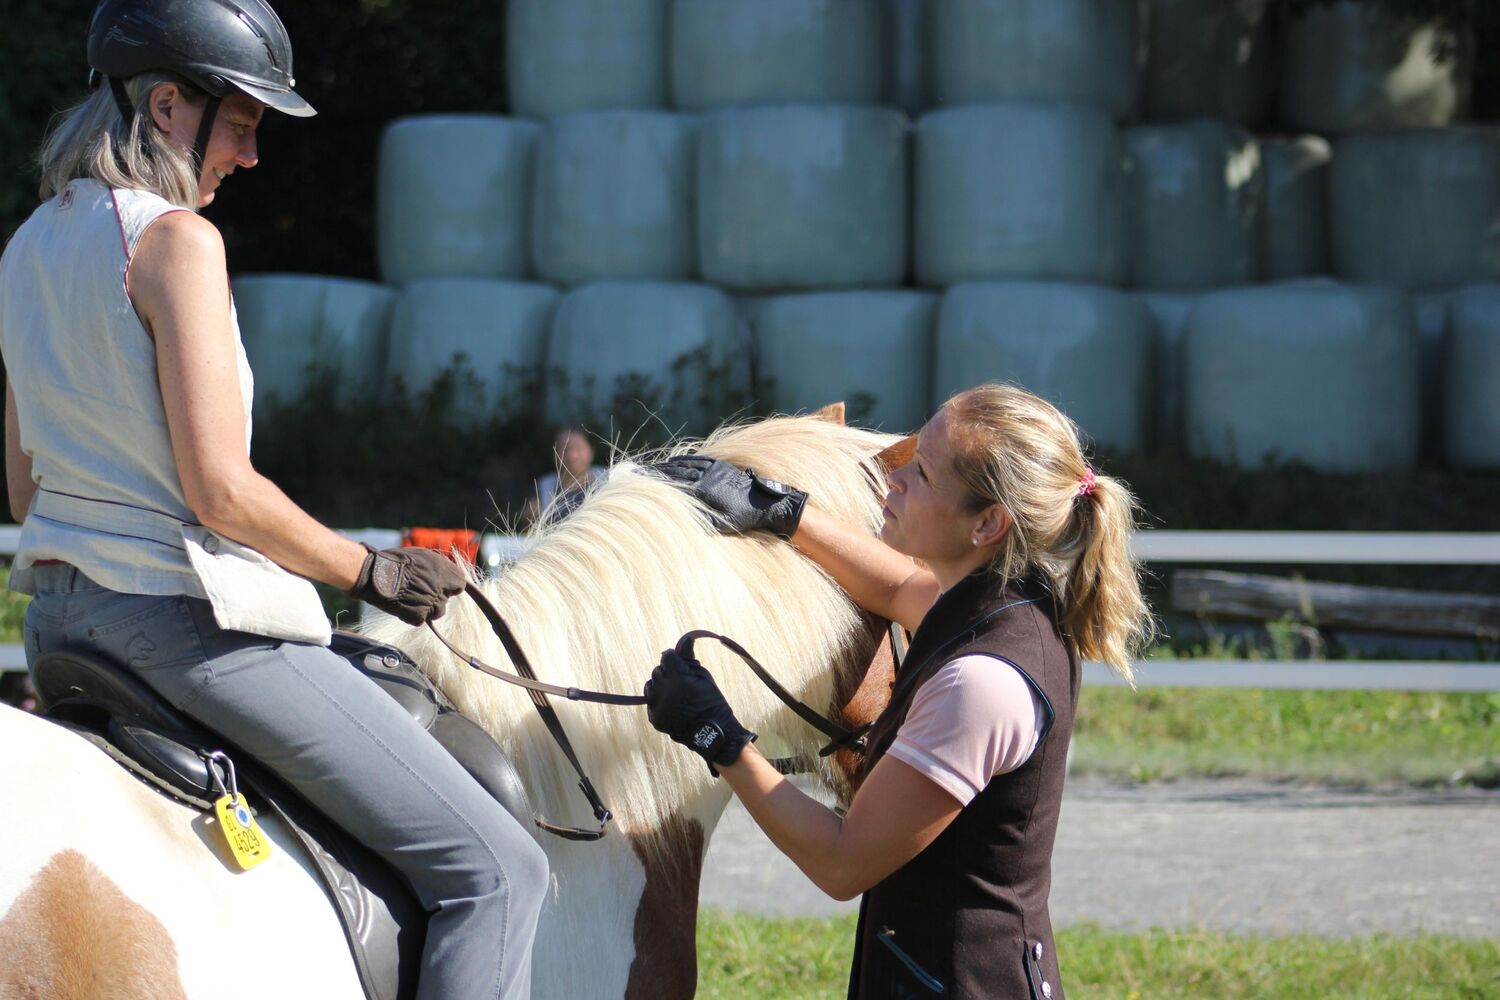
[[531, 780, 732, 1000]]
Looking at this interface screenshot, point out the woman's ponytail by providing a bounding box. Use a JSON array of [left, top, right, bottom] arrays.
[[1064, 471, 1153, 684], [944, 383, 1156, 684]]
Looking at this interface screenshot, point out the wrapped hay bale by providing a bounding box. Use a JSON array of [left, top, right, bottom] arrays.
[[916, 103, 1128, 287], [929, 0, 1141, 120], [506, 0, 667, 117], [1184, 283, 1419, 471], [377, 116, 541, 285], [753, 291, 938, 432], [1278, 0, 1472, 135], [1330, 128, 1500, 289], [1412, 291, 1450, 462], [531, 111, 698, 286], [731, 295, 770, 378], [234, 275, 395, 410], [1125, 120, 1263, 290], [698, 105, 908, 291], [731, 294, 768, 347], [886, 0, 930, 115], [545, 282, 743, 428], [733, 294, 774, 333], [1444, 285, 1500, 469], [671, 0, 885, 111], [1262, 136, 1331, 281], [1142, 0, 1271, 126], [1138, 292, 1197, 455], [386, 279, 560, 426], [933, 283, 1152, 453]]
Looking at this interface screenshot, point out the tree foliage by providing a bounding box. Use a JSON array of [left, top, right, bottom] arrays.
[[1290, 0, 1500, 27]]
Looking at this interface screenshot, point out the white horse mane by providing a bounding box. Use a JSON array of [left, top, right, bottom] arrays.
[[362, 414, 899, 840]]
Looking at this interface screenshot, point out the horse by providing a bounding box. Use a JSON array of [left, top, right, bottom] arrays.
[[0, 408, 904, 1000]]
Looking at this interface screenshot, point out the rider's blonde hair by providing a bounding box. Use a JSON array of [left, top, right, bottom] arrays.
[[38, 74, 204, 209], [943, 382, 1154, 682]]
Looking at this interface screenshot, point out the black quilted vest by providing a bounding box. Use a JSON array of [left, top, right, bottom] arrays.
[[847, 570, 1078, 1000]]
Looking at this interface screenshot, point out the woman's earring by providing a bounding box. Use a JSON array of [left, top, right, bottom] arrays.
[[972, 537, 980, 547]]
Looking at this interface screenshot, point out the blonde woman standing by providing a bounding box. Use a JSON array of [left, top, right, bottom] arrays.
[[0, 3, 546, 996], [650, 383, 1154, 999]]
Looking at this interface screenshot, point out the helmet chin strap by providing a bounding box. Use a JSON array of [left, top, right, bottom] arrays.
[[107, 76, 135, 124], [192, 95, 222, 182]]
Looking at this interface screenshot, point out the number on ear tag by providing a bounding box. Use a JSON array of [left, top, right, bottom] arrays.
[[213, 793, 272, 870]]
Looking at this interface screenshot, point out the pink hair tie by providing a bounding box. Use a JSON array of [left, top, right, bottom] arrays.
[[1077, 467, 1097, 498]]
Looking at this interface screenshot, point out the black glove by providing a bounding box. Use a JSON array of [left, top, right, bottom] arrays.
[[644, 648, 757, 775], [649, 455, 808, 539], [348, 544, 467, 626]]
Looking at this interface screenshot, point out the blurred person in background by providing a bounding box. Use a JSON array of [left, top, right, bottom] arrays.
[[526, 424, 607, 523]]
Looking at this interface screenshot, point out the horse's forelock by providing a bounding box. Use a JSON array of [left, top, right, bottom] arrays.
[[366, 414, 900, 846]]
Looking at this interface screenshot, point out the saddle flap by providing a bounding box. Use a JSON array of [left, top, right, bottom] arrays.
[[107, 720, 217, 801], [428, 712, 533, 830], [331, 631, 443, 729], [333, 630, 533, 831]]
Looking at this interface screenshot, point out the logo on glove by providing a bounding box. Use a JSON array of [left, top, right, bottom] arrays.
[[692, 722, 724, 751]]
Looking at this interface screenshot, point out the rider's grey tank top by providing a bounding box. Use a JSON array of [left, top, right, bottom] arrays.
[[0, 179, 254, 597]]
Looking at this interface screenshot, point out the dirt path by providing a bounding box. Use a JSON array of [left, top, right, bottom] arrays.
[[700, 777, 1500, 937]]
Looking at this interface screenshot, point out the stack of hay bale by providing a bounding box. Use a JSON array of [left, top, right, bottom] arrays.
[[916, 0, 1149, 453], [232, 0, 1500, 470], [1147, 0, 1497, 473]]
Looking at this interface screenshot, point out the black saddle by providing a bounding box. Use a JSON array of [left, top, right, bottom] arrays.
[[32, 631, 535, 1000]]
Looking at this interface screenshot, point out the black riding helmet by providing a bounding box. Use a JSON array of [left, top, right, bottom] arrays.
[[87, 0, 314, 169]]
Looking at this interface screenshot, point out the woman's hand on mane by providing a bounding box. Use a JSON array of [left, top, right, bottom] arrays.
[[648, 455, 809, 539]]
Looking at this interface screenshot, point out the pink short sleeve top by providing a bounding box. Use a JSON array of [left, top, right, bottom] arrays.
[[885, 653, 1045, 806]]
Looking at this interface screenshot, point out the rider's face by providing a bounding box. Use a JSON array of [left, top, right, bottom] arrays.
[[151, 85, 264, 207]]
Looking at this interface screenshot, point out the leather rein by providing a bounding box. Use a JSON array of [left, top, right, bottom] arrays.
[[426, 582, 874, 841]]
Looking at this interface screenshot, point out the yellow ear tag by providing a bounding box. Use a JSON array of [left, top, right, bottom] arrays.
[[214, 792, 272, 870]]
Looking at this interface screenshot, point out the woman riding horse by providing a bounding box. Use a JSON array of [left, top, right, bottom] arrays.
[[0, 2, 546, 996], [650, 382, 1154, 999]]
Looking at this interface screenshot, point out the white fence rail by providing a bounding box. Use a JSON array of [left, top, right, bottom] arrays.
[[1130, 530, 1500, 566], [2, 528, 1497, 691], [1111, 531, 1500, 691]]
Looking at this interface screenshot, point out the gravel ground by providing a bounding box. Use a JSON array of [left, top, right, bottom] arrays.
[[700, 777, 1500, 937]]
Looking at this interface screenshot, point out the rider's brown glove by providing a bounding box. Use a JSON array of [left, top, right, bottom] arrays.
[[348, 544, 467, 626]]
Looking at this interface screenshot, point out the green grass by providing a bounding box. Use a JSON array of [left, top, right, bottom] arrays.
[[1059, 924, 1500, 1000], [0, 567, 26, 642], [695, 912, 858, 999], [1073, 686, 1500, 788], [696, 912, 1500, 999]]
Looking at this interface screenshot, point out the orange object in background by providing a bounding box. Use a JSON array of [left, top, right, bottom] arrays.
[[401, 527, 480, 565]]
